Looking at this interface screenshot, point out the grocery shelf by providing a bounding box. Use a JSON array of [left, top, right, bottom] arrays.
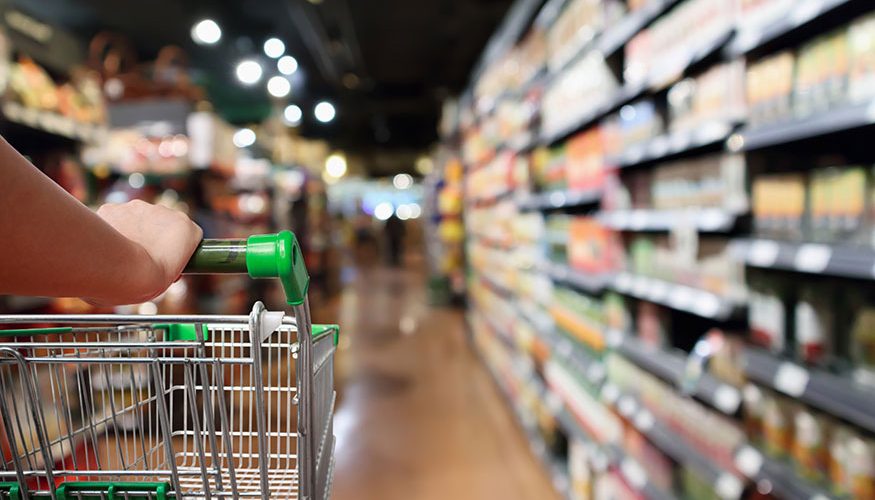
[[540, 83, 646, 145], [555, 409, 675, 500], [599, 207, 743, 233], [518, 187, 602, 211], [1, 101, 107, 143], [644, 28, 734, 91], [608, 121, 736, 169], [737, 98, 875, 151], [597, 0, 677, 56], [743, 348, 875, 434], [610, 272, 743, 321], [637, 412, 745, 500], [733, 445, 837, 500], [727, 0, 855, 56], [541, 261, 612, 295], [610, 332, 742, 415], [729, 238, 875, 281]]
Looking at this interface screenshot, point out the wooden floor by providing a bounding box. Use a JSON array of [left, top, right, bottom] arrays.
[[313, 258, 559, 500]]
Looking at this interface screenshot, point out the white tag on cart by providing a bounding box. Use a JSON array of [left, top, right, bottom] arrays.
[[260, 311, 286, 342]]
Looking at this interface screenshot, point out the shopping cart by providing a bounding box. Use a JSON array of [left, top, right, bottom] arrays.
[[0, 231, 337, 500]]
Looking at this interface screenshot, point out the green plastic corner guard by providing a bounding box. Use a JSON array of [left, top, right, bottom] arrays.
[[246, 231, 310, 306], [155, 323, 209, 341], [55, 482, 168, 500], [313, 323, 340, 346], [0, 327, 73, 337], [0, 482, 21, 500]]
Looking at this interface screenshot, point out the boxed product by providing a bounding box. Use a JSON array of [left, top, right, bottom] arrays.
[[794, 29, 850, 118], [568, 217, 621, 274], [746, 51, 796, 126], [849, 12, 875, 103], [830, 425, 875, 499], [565, 127, 606, 191], [603, 292, 631, 333], [667, 61, 746, 133], [612, 99, 663, 151], [636, 301, 669, 348], [548, 0, 623, 72], [752, 172, 807, 241], [844, 287, 875, 387], [762, 391, 796, 459], [568, 439, 593, 500], [542, 53, 619, 137]]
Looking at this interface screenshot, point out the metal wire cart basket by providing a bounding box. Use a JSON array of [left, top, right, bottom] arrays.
[[0, 231, 338, 500]]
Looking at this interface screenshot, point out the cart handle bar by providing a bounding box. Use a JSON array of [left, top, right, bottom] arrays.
[[183, 230, 309, 306]]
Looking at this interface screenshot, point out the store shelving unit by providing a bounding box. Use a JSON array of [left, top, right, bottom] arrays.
[[744, 348, 875, 434], [736, 98, 875, 151], [458, 0, 875, 497], [729, 238, 875, 280]]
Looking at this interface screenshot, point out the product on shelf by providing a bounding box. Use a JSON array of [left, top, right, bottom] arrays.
[[748, 273, 787, 353], [752, 172, 807, 241], [667, 60, 746, 133], [737, 0, 793, 30], [792, 407, 831, 482], [809, 166, 869, 245], [565, 126, 607, 191], [568, 439, 594, 500], [542, 52, 618, 138], [603, 292, 631, 333], [636, 301, 669, 348], [624, 0, 735, 87], [846, 289, 875, 386], [794, 29, 850, 119], [849, 12, 875, 103], [646, 154, 747, 212], [602, 99, 663, 156], [745, 51, 796, 127], [568, 217, 622, 274], [762, 390, 795, 458], [530, 145, 567, 191], [548, 0, 624, 72], [794, 283, 834, 366]]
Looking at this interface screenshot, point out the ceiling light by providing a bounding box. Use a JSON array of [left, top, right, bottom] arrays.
[[232, 128, 256, 148], [393, 173, 413, 190], [128, 172, 146, 189], [283, 104, 302, 125], [374, 202, 393, 221], [409, 203, 422, 219], [278, 55, 298, 75], [267, 76, 291, 98], [235, 60, 263, 85], [415, 156, 433, 175], [325, 153, 347, 178], [263, 38, 285, 58], [191, 19, 222, 45], [396, 204, 412, 220], [314, 101, 336, 123]]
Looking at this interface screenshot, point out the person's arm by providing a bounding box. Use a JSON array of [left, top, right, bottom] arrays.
[[0, 136, 202, 305]]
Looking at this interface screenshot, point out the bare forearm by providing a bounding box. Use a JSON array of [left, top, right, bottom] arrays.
[[0, 137, 163, 303]]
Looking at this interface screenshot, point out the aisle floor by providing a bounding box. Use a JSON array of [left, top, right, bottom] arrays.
[[314, 258, 559, 500]]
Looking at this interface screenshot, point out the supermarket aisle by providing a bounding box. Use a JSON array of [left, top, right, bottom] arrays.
[[315, 257, 558, 500]]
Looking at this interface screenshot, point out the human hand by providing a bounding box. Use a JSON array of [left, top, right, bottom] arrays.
[[95, 200, 203, 304]]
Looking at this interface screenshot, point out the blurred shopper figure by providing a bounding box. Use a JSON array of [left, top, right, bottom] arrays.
[[384, 213, 405, 267], [353, 212, 378, 265]]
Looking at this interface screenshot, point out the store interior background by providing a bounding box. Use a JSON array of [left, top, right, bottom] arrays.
[[4, 0, 875, 498]]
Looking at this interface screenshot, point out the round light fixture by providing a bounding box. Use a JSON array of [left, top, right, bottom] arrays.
[[235, 60, 263, 85], [267, 76, 291, 98], [191, 19, 222, 45], [278, 55, 298, 75], [374, 202, 394, 221], [283, 104, 302, 125], [314, 101, 336, 123], [232, 128, 256, 148], [392, 173, 413, 190], [325, 153, 348, 178], [263, 38, 285, 58]]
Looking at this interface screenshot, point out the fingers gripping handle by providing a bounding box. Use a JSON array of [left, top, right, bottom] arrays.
[[183, 230, 310, 305]]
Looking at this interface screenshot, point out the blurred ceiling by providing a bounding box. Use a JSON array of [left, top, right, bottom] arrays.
[[9, 0, 513, 164]]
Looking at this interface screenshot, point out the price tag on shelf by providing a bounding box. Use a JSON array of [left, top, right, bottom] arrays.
[[774, 362, 810, 397], [633, 409, 654, 431], [670, 286, 694, 311], [734, 445, 764, 477], [615, 273, 634, 292], [631, 276, 649, 297], [606, 329, 623, 348], [714, 385, 742, 415], [620, 458, 647, 489], [617, 396, 638, 417], [648, 135, 670, 158], [715, 473, 744, 500], [670, 130, 691, 151], [601, 383, 620, 404], [748, 240, 780, 267], [792, 0, 823, 26], [794, 244, 831, 273], [692, 293, 722, 319], [630, 210, 648, 230], [587, 363, 606, 383]]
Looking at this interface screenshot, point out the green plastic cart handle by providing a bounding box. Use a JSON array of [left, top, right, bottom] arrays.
[[184, 230, 310, 306], [0, 482, 22, 500], [55, 482, 168, 500]]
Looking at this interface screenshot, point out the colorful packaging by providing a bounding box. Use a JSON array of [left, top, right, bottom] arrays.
[[748, 274, 787, 353], [752, 173, 807, 241], [763, 392, 795, 458], [566, 127, 606, 191], [746, 51, 795, 126], [568, 439, 593, 500], [793, 283, 834, 366], [636, 301, 669, 348], [743, 384, 767, 445], [849, 12, 875, 103], [792, 408, 831, 482]]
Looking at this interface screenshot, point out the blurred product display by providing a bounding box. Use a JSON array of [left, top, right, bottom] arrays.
[[448, 0, 875, 498]]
